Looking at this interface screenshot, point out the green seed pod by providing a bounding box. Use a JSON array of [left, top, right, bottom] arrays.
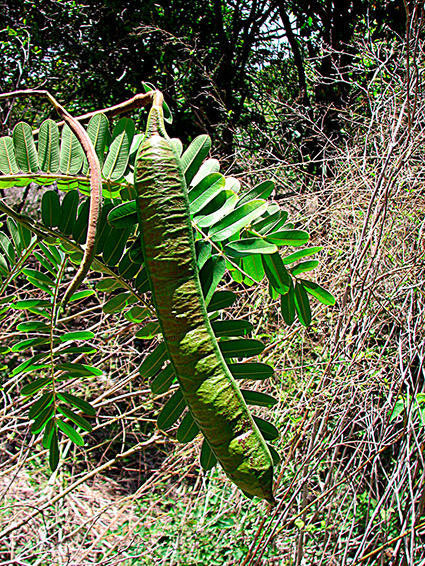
[[135, 93, 274, 503]]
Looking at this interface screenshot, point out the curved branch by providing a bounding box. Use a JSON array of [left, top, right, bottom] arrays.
[[0, 89, 103, 305]]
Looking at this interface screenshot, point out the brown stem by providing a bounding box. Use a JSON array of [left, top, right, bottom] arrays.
[[34, 90, 156, 132]]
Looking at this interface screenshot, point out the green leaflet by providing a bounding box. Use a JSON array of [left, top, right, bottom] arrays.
[[196, 239, 212, 271], [41, 190, 62, 228], [57, 405, 92, 432], [28, 392, 54, 420], [200, 439, 217, 471], [294, 280, 311, 326], [118, 250, 140, 280], [57, 391, 96, 415], [237, 180, 274, 206], [151, 364, 176, 395], [241, 390, 278, 407], [55, 363, 102, 376], [262, 253, 291, 295], [103, 292, 133, 314], [0, 136, 19, 174], [31, 404, 54, 434], [94, 202, 115, 255], [139, 342, 168, 378], [281, 246, 323, 265], [13, 122, 38, 173], [177, 411, 200, 443], [180, 134, 211, 185], [199, 255, 226, 305], [252, 210, 288, 235], [225, 237, 277, 258], [102, 118, 135, 181], [135, 321, 161, 339], [300, 279, 336, 306], [189, 172, 225, 215], [38, 119, 60, 173], [58, 190, 79, 235], [49, 428, 60, 471], [157, 388, 186, 430], [281, 278, 295, 325], [21, 377, 52, 397], [190, 158, 220, 187], [228, 362, 274, 381], [108, 201, 138, 228], [102, 227, 132, 266], [0, 232, 15, 264], [194, 190, 238, 228], [219, 338, 265, 358], [265, 229, 310, 247], [59, 331, 95, 341], [211, 319, 253, 337], [73, 199, 90, 243], [206, 290, 237, 311], [83, 113, 110, 172], [22, 268, 55, 287], [243, 254, 265, 282], [209, 199, 268, 242], [291, 260, 319, 276], [56, 419, 84, 446], [253, 416, 279, 441], [60, 123, 84, 175]]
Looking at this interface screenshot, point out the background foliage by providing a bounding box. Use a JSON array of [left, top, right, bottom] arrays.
[[1, 1, 424, 564]]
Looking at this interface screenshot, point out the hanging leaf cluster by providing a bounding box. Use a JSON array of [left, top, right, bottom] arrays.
[[0, 90, 335, 474]]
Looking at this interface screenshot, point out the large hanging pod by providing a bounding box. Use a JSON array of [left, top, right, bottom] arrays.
[[135, 92, 274, 503]]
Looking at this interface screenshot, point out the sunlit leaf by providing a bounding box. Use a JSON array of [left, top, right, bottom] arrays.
[[265, 230, 310, 247], [237, 180, 274, 207], [209, 200, 267, 242], [225, 237, 277, 258], [300, 279, 336, 306], [189, 173, 225, 215], [262, 253, 291, 294], [281, 246, 323, 265], [190, 158, 220, 187], [56, 419, 84, 446], [180, 135, 211, 185]]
